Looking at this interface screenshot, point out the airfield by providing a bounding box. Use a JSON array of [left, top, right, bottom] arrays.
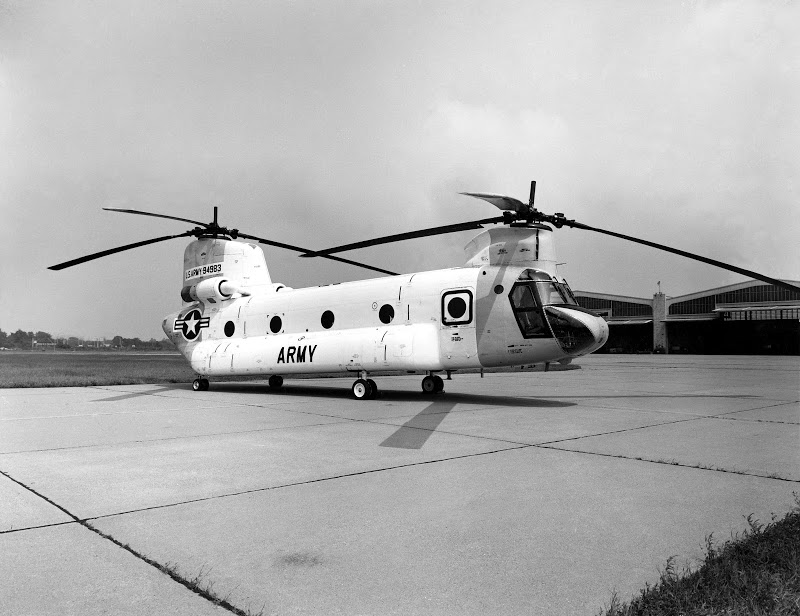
[[1, 355, 798, 615]]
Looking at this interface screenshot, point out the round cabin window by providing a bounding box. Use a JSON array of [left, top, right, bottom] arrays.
[[270, 316, 282, 334], [224, 321, 235, 337], [321, 310, 335, 329], [446, 296, 467, 319], [379, 304, 394, 324]]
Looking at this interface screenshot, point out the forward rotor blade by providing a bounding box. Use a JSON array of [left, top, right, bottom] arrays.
[[48, 232, 195, 270], [461, 193, 529, 215], [565, 220, 800, 293], [236, 233, 398, 276], [102, 208, 208, 228], [301, 217, 506, 257]]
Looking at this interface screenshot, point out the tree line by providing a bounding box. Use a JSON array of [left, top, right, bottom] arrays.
[[0, 329, 176, 351]]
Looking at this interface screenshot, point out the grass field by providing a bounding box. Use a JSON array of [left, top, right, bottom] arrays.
[[0, 351, 196, 388]]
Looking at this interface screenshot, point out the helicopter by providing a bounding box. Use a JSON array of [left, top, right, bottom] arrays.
[[49, 181, 800, 399]]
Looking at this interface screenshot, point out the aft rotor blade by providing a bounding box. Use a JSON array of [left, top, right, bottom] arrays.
[[566, 220, 800, 293], [236, 232, 398, 276], [48, 232, 195, 270], [103, 207, 208, 228], [301, 217, 506, 257]]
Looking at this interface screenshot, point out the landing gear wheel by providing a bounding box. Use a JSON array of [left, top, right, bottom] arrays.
[[433, 375, 444, 393], [192, 378, 209, 392], [421, 375, 437, 395], [268, 375, 284, 389], [352, 379, 371, 400], [367, 379, 378, 399]]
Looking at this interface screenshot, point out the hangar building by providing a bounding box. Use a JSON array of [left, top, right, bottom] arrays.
[[574, 279, 800, 355]]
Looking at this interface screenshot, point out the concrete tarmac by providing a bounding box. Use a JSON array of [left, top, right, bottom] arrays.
[[1, 355, 798, 615]]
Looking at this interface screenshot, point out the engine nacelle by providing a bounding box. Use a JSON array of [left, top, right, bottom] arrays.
[[181, 277, 248, 303]]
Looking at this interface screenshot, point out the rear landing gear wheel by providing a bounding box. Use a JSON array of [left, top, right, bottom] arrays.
[[192, 378, 209, 392], [268, 375, 284, 389], [352, 379, 371, 400], [421, 375, 437, 394], [422, 375, 444, 394]]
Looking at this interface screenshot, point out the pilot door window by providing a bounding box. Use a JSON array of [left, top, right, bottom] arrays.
[[509, 283, 550, 338]]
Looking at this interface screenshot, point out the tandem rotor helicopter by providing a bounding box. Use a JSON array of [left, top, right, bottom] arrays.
[[50, 181, 800, 399]]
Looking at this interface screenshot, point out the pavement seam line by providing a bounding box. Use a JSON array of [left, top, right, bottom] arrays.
[[534, 444, 800, 483], [0, 419, 349, 456], [84, 443, 534, 521], [0, 405, 225, 422], [0, 520, 76, 535], [530, 398, 799, 448], [0, 468, 252, 615]]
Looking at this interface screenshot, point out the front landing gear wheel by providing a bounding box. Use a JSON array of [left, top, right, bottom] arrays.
[[268, 375, 284, 389], [192, 378, 209, 391], [352, 379, 372, 400]]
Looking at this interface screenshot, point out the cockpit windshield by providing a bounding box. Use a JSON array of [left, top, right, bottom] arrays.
[[536, 281, 578, 306], [559, 281, 578, 304], [508, 271, 587, 341], [514, 270, 577, 307]]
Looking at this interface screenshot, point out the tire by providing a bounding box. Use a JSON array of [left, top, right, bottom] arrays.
[[367, 379, 378, 399], [421, 375, 437, 394], [192, 379, 203, 392], [200, 378, 210, 391], [352, 379, 370, 400], [433, 375, 444, 393], [268, 375, 284, 389]]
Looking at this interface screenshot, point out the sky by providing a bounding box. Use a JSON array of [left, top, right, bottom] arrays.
[[1, 0, 798, 340]]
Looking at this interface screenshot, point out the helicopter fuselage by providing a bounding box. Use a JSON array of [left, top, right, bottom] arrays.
[[164, 263, 609, 379]]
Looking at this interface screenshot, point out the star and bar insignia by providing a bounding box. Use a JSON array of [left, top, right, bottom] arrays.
[[174, 309, 210, 341]]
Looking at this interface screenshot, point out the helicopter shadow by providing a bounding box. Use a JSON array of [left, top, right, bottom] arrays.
[[378, 399, 458, 450], [201, 382, 576, 450], [192, 380, 577, 409], [93, 381, 575, 450]]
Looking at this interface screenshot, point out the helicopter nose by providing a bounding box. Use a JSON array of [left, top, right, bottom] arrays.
[[589, 314, 609, 349], [544, 306, 609, 356]]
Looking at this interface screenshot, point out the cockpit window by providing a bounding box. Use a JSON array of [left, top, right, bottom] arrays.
[[515, 270, 577, 306], [536, 282, 568, 305], [523, 281, 578, 306], [510, 284, 537, 309], [517, 269, 552, 282], [509, 282, 550, 338], [559, 281, 578, 305]]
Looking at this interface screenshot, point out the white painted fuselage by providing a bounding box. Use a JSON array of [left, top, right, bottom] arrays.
[[163, 238, 608, 380]]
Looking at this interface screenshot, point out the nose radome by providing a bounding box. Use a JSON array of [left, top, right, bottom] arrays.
[[544, 306, 609, 356], [570, 310, 609, 354], [590, 314, 609, 348]]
